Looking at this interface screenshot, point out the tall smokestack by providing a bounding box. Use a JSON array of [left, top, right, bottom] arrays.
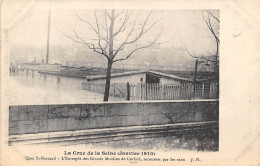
[[46, 9, 51, 64]]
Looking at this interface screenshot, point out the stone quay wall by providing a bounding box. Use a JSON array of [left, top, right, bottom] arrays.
[[9, 100, 218, 135]]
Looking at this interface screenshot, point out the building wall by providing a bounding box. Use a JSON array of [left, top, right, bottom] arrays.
[[88, 73, 146, 84], [87, 73, 191, 85], [9, 100, 219, 135]]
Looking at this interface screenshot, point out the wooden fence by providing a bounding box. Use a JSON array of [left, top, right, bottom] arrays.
[[82, 82, 127, 99], [129, 83, 193, 100], [82, 82, 218, 100]]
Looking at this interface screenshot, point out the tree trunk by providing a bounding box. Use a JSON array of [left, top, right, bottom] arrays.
[[103, 10, 115, 101], [103, 60, 113, 101]]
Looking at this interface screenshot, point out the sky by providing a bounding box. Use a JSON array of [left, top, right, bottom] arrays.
[[4, 2, 219, 60]]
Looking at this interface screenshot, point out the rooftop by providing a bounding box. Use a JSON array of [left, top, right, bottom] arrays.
[[86, 70, 194, 82], [85, 70, 218, 83]]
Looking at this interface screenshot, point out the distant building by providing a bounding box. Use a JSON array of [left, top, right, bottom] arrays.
[[83, 70, 219, 99], [66, 61, 86, 68], [85, 70, 193, 85]]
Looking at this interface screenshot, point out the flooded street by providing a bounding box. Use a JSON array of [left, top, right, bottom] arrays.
[[8, 71, 121, 105]]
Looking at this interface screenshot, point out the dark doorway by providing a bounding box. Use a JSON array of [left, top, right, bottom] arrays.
[[146, 73, 160, 84]]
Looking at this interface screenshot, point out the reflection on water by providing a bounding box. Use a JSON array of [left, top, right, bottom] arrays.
[[9, 71, 119, 105]]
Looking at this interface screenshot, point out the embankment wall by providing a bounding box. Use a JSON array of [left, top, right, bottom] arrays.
[[9, 100, 218, 135]]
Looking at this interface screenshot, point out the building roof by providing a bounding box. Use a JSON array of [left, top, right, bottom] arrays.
[[147, 71, 193, 82], [86, 70, 194, 82], [86, 70, 147, 80], [196, 76, 219, 83]]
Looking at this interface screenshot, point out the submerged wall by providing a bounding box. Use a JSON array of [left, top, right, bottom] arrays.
[[9, 100, 218, 135]]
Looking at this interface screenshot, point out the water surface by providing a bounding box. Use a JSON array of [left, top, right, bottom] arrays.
[[8, 71, 120, 105]]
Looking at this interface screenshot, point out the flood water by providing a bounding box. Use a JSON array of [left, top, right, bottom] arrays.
[[8, 70, 121, 105]]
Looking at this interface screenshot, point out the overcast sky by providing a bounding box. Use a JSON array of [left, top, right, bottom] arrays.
[[5, 3, 219, 57]]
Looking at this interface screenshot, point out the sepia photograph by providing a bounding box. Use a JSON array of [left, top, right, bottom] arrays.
[[7, 7, 219, 150], [1, 0, 259, 165]]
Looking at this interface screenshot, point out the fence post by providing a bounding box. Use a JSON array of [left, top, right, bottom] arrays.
[[163, 85, 165, 100], [126, 82, 130, 100], [188, 83, 192, 100], [140, 84, 142, 100], [193, 59, 198, 99]]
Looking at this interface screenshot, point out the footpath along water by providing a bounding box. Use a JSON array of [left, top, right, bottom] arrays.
[[8, 71, 122, 105]]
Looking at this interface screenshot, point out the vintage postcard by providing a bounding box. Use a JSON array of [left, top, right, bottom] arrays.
[[0, 0, 259, 166]]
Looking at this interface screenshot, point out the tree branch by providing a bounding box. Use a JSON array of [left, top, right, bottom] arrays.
[[202, 11, 219, 43], [113, 10, 159, 58], [103, 11, 109, 51], [64, 31, 109, 59], [113, 10, 132, 37], [94, 10, 107, 55], [112, 10, 141, 58], [113, 32, 161, 63], [207, 10, 220, 23], [105, 10, 111, 20], [125, 19, 159, 45], [76, 12, 109, 43], [114, 10, 124, 19], [185, 47, 218, 63]]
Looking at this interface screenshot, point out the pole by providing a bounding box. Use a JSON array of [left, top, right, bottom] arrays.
[[193, 59, 198, 99], [126, 82, 130, 100], [46, 9, 51, 64]]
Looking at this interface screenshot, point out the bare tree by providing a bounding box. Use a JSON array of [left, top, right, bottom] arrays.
[[65, 9, 161, 101], [186, 10, 220, 71]]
